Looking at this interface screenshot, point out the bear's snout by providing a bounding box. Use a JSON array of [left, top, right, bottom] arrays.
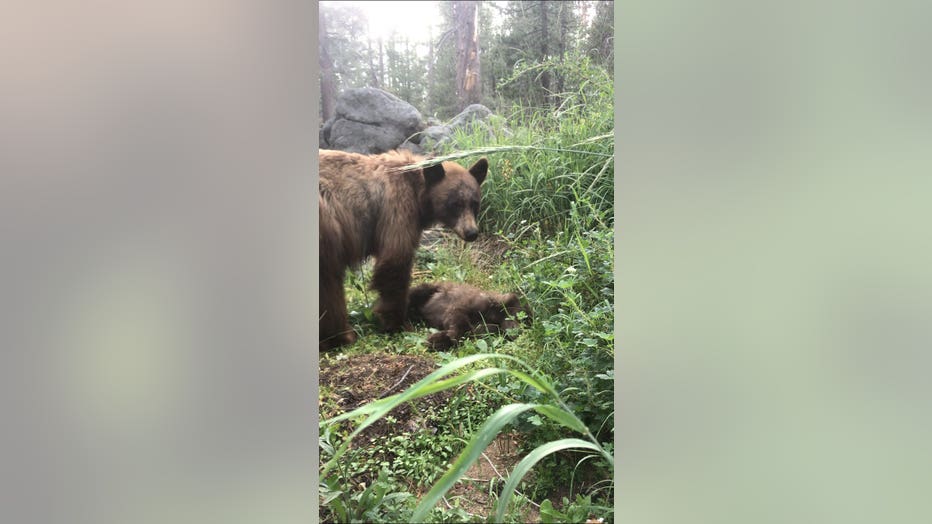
[[462, 227, 478, 242]]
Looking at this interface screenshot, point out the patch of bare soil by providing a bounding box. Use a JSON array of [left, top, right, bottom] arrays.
[[320, 352, 449, 443], [470, 233, 514, 271]]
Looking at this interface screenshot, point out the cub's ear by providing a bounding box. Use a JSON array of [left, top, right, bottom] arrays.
[[468, 158, 488, 185], [504, 293, 532, 323], [503, 293, 522, 314], [423, 162, 445, 185]]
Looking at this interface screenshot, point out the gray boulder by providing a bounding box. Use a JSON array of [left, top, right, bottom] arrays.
[[320, 87, 425, 154], [319, 118, 334, 149], [327, 119, 407, 155], [398, 139, 425, 155], [449, 104, 492, 130], [416, 104, 502, 152], [418, 124, 454, 151]]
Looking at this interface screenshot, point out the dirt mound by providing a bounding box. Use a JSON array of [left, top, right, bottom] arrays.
[[320, 352, 452, 442]]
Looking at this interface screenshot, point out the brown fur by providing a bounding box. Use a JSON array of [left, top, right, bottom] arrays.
[[407, 282, 532, 350], [319, 149, 488, 350]]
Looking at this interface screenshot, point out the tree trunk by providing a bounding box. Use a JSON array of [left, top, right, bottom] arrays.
[[426, 26, 434, 115], [539, 1, 551, 106], [367, 37, 380, 88], [454, 1, 481, 111], [557, 1, 568, 95], [319, 8, 336, 122], [379, 38, 385, 88]]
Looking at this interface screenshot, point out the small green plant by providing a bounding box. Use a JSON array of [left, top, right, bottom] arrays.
[[538, 493, 613, 524], [319, 468, 415, 524], [320, 427, 417, 523]]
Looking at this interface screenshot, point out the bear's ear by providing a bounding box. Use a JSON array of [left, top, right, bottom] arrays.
[[469, 158, 488, 185], [504, 293, 532, 323], [423, 162, 445, 185], [503, 293, 522, 313]]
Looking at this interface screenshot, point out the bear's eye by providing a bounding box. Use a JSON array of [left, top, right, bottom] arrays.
[[470, 199, 479, 215]]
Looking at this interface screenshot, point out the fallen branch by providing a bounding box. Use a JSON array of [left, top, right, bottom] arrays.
[[378, 364, 415, 399]]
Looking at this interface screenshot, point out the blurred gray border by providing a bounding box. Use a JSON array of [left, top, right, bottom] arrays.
[[311, 1, 321, 517]]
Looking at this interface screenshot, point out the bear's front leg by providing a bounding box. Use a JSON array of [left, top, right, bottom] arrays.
[[370, 256, 414, 333], [472, 321, 502, 335], [320, 269, 357, 350], [426, 331, 455, 350], [425, 313, 473, 349]]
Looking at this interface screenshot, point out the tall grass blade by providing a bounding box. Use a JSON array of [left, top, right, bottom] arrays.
[[532, 404, 589, 435], [389, 144, 613, 173]]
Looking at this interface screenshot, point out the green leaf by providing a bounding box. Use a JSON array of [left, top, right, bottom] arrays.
[[533, 404, 589, 435], [506, 369, 559, 398], [538, 499, 563, 524], [319, 489, 343, 506]]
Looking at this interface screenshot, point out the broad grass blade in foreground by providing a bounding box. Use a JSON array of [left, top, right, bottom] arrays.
[[533, 404, 589, 435]]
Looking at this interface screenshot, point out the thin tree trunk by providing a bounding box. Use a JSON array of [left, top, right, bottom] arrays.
[[319, 8, 336, 121], [539, 1, 551, 106], [557, 1, 568, 95], [367, 37, 380, 88], [454, 1, 481, 111], [469, 5, 481, 105], [426, 26, 434, 115], [378, 38, 385, 88]]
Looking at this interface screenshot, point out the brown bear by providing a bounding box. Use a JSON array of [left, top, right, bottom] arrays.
[[319, 149, 488, 351], [407, 281, 533, 350]]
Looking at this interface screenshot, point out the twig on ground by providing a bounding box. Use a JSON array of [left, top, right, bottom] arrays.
[[378, 364, 415, 399]]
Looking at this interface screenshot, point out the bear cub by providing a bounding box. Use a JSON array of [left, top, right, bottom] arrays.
[[408, 281, 532, 350]]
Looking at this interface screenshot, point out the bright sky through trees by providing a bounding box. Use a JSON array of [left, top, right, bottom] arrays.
[[323, 1, 442, 42], [320, 1, 520, 44]]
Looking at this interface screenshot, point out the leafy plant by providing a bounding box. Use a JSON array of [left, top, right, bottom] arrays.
[[320, 428, 416, 523], [539, 494, 613, 524]]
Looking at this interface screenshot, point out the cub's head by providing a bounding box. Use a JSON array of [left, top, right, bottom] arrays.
[[423, 157, 488, 242], [500, 292, 533, 330]]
